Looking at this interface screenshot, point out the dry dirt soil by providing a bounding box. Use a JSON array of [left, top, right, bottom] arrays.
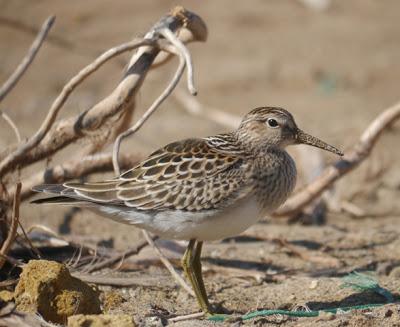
[[1, 1, 400, 326]]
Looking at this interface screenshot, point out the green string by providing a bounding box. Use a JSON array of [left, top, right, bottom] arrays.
[[207, 303, 387, 322], [207, 272, 395, 322]]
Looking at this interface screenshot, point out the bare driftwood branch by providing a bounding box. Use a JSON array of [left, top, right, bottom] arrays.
[[274, 101, 400, 216], [0, 7, 207, 178], [0, 16, 55, 103], [0, 182, 21, 269]]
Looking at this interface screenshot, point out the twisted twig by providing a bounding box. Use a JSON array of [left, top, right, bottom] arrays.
[[0, 16, 55, 103]]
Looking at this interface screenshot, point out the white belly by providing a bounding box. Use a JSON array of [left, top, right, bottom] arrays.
[[93, 195, 264, 241]]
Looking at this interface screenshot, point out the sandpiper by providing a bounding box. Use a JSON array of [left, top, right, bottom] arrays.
[[32, 107, 343, 314]]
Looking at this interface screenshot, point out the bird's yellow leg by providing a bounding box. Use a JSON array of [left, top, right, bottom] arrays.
[[192, 242, 230, 319], [181, 239, 211, 314], [192, 241, 211, 312]]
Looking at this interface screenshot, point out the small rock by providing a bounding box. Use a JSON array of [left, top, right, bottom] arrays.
[[14, 260, 101, 324], [68, 314, 135, 327], [309, 280, 318, 289], [0, 290, 14, 302]]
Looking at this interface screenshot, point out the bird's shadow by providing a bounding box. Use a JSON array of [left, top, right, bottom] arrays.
[[204, 257, 284, 274], [306, 290, 399, 311]]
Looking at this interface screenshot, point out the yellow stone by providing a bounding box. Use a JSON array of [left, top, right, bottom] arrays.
[[14, 260, 101, 324]]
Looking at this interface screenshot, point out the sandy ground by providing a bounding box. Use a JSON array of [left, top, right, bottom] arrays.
[[1, 0, 400, 326]]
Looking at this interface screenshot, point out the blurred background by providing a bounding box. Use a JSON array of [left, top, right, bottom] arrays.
[[1, 0, 400, 321]]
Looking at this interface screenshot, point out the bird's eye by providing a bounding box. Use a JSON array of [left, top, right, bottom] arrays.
[[267, 118, 279, 128]]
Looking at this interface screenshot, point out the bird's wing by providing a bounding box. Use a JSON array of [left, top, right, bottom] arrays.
[[56, 138, 250, 211]]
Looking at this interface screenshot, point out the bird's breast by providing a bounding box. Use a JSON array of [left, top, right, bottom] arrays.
[[252, 150, 297, 213]]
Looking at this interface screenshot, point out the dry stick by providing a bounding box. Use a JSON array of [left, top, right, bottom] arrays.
[[159, 28, 197, 95], [86, 236, 157, 273], [0, 38, 154, 177], [16, 221, 42, 259], [0, 111, 21, 143], [112, 46, 186, 175], [0, 16, 55, 103], [274, 101, 400, 216], [168, 312, 205, 323], [142, 230, 195, 297], [0, 182, 21, 269]]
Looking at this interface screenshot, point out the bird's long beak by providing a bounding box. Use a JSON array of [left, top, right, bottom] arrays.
[[296, 129, 343, 156]]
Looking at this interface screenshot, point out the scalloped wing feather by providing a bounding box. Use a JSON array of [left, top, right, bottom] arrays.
[[63, 138, 250, 211]]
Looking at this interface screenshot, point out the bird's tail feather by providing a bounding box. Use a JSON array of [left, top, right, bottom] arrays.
[[31, 196, 88, 205], [31, 184, 99, 206], [31, 181, 124, 208]]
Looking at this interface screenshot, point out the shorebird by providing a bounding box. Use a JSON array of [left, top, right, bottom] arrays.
[[32, 107, 343, 314]]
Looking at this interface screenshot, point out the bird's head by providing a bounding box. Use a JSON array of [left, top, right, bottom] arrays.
[[236, 107, 343, 156]]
